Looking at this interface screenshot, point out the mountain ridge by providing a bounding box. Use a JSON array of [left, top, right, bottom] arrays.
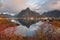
[[42, 10, 60, 17]]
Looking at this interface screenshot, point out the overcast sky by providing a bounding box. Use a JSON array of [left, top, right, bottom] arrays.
[[0, 0, 60, 14]]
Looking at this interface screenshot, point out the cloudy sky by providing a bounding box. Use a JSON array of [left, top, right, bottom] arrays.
[[0, 0, 60, 14]]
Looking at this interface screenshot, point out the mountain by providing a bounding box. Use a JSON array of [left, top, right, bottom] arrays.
[[0, 14, 19, 24], [0, 13, 14, 18], [16, 8, 40, 28], [42, 10, 60, 17]]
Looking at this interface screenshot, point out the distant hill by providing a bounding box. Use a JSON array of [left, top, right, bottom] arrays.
[[42, 10, 60, 17], [0, 14, 14, 18], [0, 14, 19, 24], [16, 8, 40, 28]]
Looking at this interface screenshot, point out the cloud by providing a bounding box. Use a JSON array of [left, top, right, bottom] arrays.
[[26, 0, 48, 14], [0, 0, 51, 13], [0, 0, 60, 14], [0, 3, 3, 8], [0, 0, 27, 13], [41, 0, 60, 12], [47, 1, 60, 10], [27, 0, 60, 14]]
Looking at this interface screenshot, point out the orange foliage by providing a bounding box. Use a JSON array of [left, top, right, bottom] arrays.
[[50, 21, 60, 28]]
